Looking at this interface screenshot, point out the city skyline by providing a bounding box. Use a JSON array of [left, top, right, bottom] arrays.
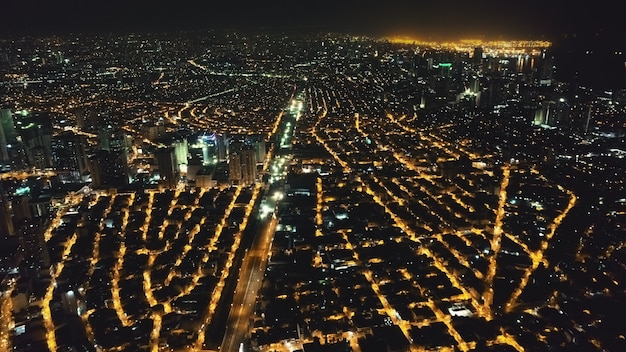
[[0, 8, 625, 352]]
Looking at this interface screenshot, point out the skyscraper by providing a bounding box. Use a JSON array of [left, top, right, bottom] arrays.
[[19, 113, 53, 169], [537, 49, 555, 85], [173, 137, 189, 174], [0, 108, 17, 143], [90, 149, 129, 188], [98, 124, 129, 152], [0, 182, 14, 236], [216, 134, 227, 161], [93, 126, 131, 185], [196, 134, 217, 166], [228, 142, 258, 186], [51, 131, 89, 183], [473, 47, 484, 67], [250, 134, 266, 164], [31, 146, 48, 169], [228, 149, 242, 185], [155, 146, 178, 189], [0, 108, 17, 163], [241, 145, 258, 186]]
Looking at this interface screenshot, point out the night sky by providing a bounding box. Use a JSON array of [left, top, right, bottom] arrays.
[[2, 0, 624, 42]]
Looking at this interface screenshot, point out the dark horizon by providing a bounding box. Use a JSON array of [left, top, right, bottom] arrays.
[[2, 0, 625, 42]]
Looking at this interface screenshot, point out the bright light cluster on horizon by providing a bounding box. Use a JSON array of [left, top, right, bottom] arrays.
[[385, 36, 552, 57]]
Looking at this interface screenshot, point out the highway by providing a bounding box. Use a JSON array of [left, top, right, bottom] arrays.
[[220, 215, 278, 352], [219, 91, 302, 352]]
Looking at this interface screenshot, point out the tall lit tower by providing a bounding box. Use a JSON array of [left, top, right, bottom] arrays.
[[173, 136, 189, 174], [198, 134, 217, 165]]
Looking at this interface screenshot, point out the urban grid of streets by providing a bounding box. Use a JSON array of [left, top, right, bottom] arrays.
[[5, 32, 622, 352], [22, 85, 576, 352]]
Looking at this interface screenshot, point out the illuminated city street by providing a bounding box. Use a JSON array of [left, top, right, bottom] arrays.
[[0, 17, 625, 352]]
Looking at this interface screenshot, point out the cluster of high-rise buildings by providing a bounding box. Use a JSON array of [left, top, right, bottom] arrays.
[[0, 101, 271, 278], [0, 28, 624, 352]]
